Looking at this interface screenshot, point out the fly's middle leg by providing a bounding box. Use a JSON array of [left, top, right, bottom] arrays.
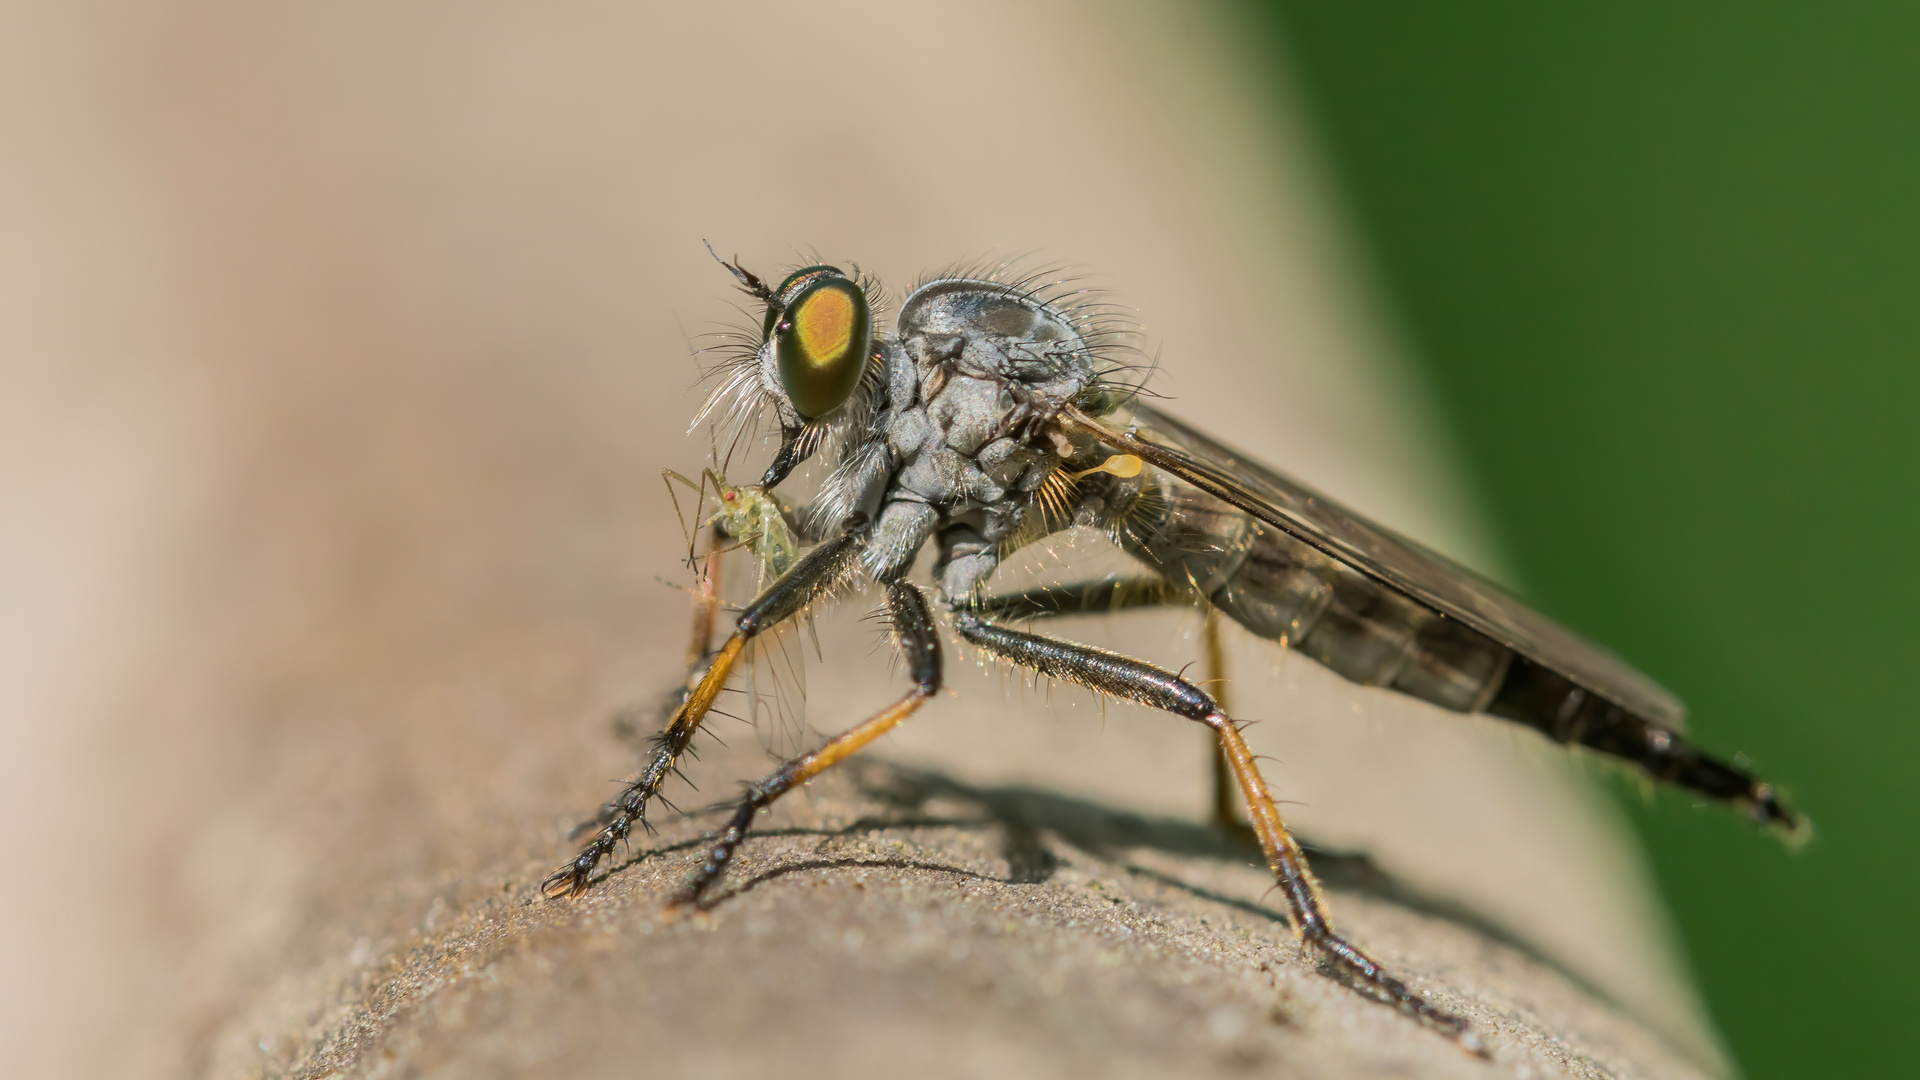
[[669, 581, 942, 910], [1202, 607, 1245, 832], [948, 607, 1486, 1055], [542, 524, 867, 898]]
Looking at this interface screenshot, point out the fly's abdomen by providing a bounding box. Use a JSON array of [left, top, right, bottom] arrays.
[[1121, 477, 1511, 714], [1110, 470, 1795, 828]]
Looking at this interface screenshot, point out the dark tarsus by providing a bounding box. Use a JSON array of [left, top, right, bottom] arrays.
[[671, 581, 942, 908], [947, 608, 1478, 1047], [540, 526, 865, 899]]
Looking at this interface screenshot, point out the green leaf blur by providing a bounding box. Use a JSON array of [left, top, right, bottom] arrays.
[[1247, 3, 1920, 1074]]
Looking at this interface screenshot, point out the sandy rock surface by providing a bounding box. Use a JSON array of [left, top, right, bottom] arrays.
[[210, 730, 1712, 1080], [1, 3, 1726, 1077]]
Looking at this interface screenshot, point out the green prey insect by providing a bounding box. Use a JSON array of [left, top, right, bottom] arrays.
[[664, 467, 800, 583]]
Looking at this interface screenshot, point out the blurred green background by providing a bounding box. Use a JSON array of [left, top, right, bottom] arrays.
[[1245, 4, 1918, 1075]]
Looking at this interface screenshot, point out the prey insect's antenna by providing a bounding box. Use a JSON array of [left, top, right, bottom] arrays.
[[665, 467, 789, 577], [702, 414, 754, 499], [704, 239, 773, 302], [662, 468, 715, 574]]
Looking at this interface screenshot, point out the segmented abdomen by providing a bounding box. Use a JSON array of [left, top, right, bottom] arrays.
[[1118, 477, 1511, 714], [1101, 466, 1795, 830]]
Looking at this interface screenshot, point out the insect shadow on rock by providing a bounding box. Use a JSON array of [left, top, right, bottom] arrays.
[[542, 248, 1807, 1057]]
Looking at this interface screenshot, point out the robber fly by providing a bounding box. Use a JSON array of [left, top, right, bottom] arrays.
[[544, 250, 1801, 1052]]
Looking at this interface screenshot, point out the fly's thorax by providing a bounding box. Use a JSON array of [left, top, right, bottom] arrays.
[[898, 278, 1099, 392], [883, 376, 1071, 530], [879, 277, 1106, 518]]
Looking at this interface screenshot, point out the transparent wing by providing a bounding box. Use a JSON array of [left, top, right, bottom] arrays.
[[740, 615, 815, 760], [671, 461, 818, 763], [717, 535, 817, 763], [1096, 402, 1687, 731]]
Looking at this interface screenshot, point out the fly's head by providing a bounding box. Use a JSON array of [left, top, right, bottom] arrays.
[[697, 246, 885, 489], [693, 251, 1149, 507]]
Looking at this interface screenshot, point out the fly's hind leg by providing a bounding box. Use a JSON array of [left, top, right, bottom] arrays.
[[972, 576, 1182, 621], [671, 581, 942, 909], [949, 606, 1485, 1054], [976, 578, 1244, 831], [542, 524, 866, 898]]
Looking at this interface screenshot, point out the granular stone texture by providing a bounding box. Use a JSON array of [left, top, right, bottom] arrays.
[[201, 738, 1714, 1080], [0, 4, 1730, 1078]]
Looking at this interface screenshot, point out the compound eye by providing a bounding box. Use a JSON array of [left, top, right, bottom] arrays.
[[772, 273, 871, 420]]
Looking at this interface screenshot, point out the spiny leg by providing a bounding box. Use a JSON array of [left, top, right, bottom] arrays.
[[976, 579, 1246, 832], [542, 525, 866, 898], [973, 576, 1181, 622], [602, 521, 730, 754], [949, 608, 1484, 1054], [670, 581, 942, 909], [583, 525, 729, 835]]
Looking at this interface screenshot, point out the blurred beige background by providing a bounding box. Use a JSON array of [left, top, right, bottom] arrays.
[[0, 1, 1716, 1075]]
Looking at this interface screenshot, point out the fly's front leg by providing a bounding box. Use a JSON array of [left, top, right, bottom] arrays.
[[542, 521, 866, 898], [578, 526, 729, 837], [949, 607, 1486, 1054], [578, 519, 739, 839], [670, 581, 942, 910]]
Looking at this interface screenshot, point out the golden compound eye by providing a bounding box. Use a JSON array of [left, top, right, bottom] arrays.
[[770, 268, 871, 420]]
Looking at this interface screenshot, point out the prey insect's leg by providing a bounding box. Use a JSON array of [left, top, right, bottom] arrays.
[[684, 523, 725, 666], [949, 608, 1483, 1052], [670, 582, 942, 909], [542, 526, 866, 898]]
